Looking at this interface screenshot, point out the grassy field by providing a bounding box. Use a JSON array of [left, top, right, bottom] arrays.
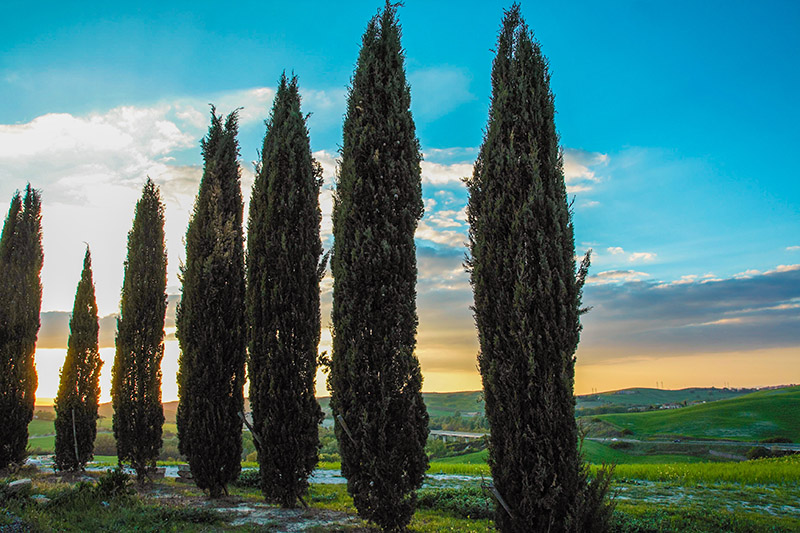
[[596, 386, 800, 442]]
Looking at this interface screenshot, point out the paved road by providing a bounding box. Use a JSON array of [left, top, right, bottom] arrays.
[[429, 429, 487, 440]]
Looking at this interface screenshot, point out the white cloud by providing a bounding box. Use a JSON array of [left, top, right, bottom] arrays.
[[629, 252, 657, 263], [312, 150, 337, 245], [603, 246, 656, 263], [587, 270, 650, 285], [563, 148, 608, 194], [423, 147, 478, 162], [766, 264, 800, 274], [787, 246, 800, 252], [421, 160, 473, 185], [416, 220, 467, 248]]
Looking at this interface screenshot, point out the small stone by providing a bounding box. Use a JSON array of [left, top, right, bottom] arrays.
[[8, 479, 32, 492], [31, 494, 50, 504]]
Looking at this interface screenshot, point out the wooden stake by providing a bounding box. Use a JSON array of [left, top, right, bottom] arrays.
[[71, 408, 80, 468], [239, 411, 265, 450], [336, 414, 356, 444]]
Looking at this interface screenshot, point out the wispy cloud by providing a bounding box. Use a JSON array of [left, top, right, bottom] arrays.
[[604, 246, 657, 264], [587, 269, 651, 285], [786, 246, 800, 252], [581, 264, 800, 360], [563, 148, 608, 194], [409, 67, 475, 121], [420, 160, 473, 185]]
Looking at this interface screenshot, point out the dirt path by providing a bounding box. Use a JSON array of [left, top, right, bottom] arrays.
[[137, 480, 363, 531]]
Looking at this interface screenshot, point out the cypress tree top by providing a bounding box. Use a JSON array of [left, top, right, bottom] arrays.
[[0, 184, 43, 468], [247, 73, 324, 507], [55, 246, 102, 471], [112, 177, 167, 481], [177, 107, 246, 498], [329, 3, 429, 530], [466, 5, 590, 531]]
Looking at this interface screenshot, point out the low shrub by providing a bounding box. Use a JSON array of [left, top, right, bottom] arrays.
[[232, 469, 260, 489], [416, 487, 493, 519], [761, 437, 792, 444], [95, 468, 134, 499], [93, 433, 117, 456]]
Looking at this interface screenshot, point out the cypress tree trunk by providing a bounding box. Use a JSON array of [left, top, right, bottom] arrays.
[[329, 3, 429, 530], [247, 74, 324, 507], [112, 178, 167, 482], [0, 185, 43, 468], [466, 6, 591, 531], [177, 108, 246, 498], [55, 247, 102, 471]]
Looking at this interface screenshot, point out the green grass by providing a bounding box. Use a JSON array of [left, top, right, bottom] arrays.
[[435, 449, 488, 465], [597, 386, 800, 442], [28, 419, 55, 436], [605, 454, 800, 485], [611, 502, 800, 532], [581, 440, 710, 465], [305, 483, 493, 532], [28, 435, 55, 453], [430, 441, 710, 467]]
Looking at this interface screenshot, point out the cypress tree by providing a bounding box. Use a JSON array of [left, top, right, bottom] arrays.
[[465, 6, 591, 531], [54, 247, 102, 471], [111, 178, 167, 481], [0, 185, 43, 468], [329, 3, 429, 529], [176, 108, 246, 498], [247, 74, 324, 507]]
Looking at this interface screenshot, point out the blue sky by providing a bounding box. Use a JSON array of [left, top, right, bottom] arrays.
[[1, 1, 798, 399]]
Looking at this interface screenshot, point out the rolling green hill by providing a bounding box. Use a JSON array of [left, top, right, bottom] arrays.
[[595, 386, 800, 442], [318, 391, 485, 419], [577, 387, 749, 411]]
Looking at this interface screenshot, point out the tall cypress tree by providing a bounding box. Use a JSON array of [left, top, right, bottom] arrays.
[[55, 247, 102, 471], [329, 3, 429, 530], [247, 74, 324, 507], [112, 178, 167, 481], [177, 108, 246, 498], [0, 185, 43, 468], [465, 6, 591, 531]]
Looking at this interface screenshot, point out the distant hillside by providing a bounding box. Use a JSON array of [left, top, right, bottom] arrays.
[[576, 387, 751, 412], [316, 392, 484, 419], [595, 386, 800, 442], [36, 386, 779, 426]]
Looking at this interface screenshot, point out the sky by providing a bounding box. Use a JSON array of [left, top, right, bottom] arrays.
[[1, 0, 798, 403]]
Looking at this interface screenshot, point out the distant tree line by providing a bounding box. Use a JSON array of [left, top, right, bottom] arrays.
[[1, 2, 610, 531]]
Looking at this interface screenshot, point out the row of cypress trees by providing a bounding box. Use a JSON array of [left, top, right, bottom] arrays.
[[1, 3, 602, 531], [51, 179, 168, 474]]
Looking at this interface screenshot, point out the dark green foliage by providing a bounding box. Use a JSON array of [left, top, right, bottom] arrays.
[[232, 469, 261, 489], [94, 467, 135, 500], [111, 178, 167, 482], [416, 487, 494, 519], [246, 74, 324, 507], [0, 185, 43, 469], [55, 248, 102, 471], [465, 5, 592, 531], [576, 464, 616, 532], [329, 3, 429, 530], [176, 108, 246, 498]]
